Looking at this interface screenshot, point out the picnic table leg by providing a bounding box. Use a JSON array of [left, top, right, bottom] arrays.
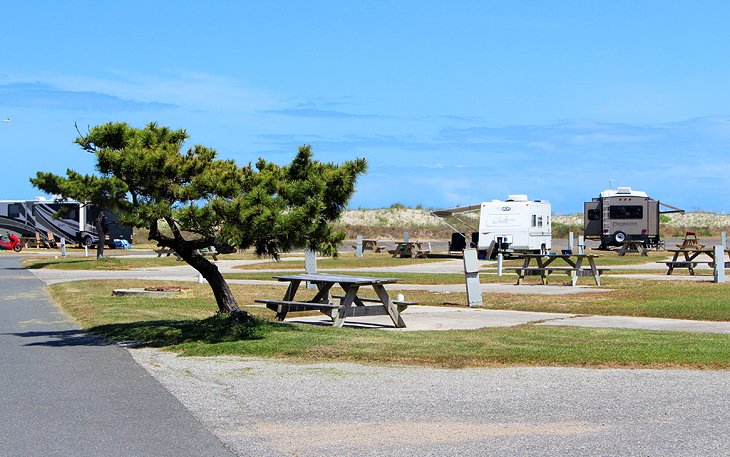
[[373, 284, 406, 328], [333, 285, 360, 327], [536, 257, 548, 285], [274, 280, 302, 321], [516, 257, 530, 285], [310, 283, 334, 304], [588, 256, 601, 286], [570, 257, 582, 286], [683, 252, 696, 276]]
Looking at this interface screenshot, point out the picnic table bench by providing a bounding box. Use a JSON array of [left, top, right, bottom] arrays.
[[351, 238, 384, 253], [507, 253, 604, 286], [388, 241, 431, 258], [659, 248, 730, 275], [617, 240, 648, 256], [256, 273, 408, 328]]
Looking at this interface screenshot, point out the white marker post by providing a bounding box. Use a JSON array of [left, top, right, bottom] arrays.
[[569, 232, 574, 252], [403, 231, 409, 242], [578, 236, 585, 255], [305, 248, 317, 289], [60, 237, 67, 258], [356, 235, 363, 258], [497, 252, 503, 277], [722, 231, 727, 249], [714, 245, 726, 283], [463, 248, 483, 307]]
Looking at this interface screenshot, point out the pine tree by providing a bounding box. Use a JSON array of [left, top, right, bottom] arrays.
[[69, 121, 367, 319]]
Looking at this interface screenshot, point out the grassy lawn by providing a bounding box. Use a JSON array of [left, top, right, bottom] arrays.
[[46, 279, 730, 369], [231, 253, 456, 270]]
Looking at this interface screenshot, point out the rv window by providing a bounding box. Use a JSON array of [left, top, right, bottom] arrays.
[[587, 209, 600, 220], [531, 215, 537, 227], [537, 215, 543, 227], [609, 205, 643, 219], [8, 203, 21, 218]]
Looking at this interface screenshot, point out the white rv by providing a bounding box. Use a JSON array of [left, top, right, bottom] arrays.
[[0, 199, 133, 247], [433, 195, 552, 258]]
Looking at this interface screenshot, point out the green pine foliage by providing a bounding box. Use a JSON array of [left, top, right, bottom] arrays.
[[68, 121, 366, 316]]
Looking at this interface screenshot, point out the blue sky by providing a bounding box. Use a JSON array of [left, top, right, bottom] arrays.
[[2, 1, 729, 214]]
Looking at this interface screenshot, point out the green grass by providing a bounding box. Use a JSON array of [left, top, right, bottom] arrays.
[[231, 253, 455, 270], [46, 279, 730, 369], [23, 256, 183, 270], [92, 315, 730, 369]]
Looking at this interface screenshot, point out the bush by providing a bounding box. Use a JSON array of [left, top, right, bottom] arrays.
[[553, 222, 582, 239]]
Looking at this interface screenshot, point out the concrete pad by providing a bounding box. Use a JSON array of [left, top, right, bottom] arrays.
[[538, 315, 730, 334], [285, 306, 576, 331]]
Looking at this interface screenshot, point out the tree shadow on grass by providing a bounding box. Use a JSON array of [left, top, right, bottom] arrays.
[[89, 314, 300, 347]]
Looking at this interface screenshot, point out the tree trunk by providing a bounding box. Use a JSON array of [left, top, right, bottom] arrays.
[[180, 249, 249, 319], [94, 210, 106, 259]]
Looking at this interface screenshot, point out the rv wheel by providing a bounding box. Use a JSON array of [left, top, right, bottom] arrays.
[[82, 235, 93, 247], [613, 231, 626, 244]]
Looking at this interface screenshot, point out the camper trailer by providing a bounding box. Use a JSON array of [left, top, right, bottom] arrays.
[[0, 199, 132, 247], [583, 187, 683, 249], [433, 195, 552, 258]]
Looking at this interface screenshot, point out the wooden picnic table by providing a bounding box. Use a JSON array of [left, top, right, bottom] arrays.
[[659, 248, 730, 275], [505, 253, 604, 286], [389, 241, 431, 258], [256, 273, 409, 328], [617, 240, 648, 256], [352, 238, 384, 253]]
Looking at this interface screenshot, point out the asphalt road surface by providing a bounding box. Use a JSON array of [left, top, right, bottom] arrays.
[[134, 350, 730, 457], [0, 257, 235, 457]]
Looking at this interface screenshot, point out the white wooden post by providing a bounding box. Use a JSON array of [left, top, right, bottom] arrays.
[[356, 235, 363, 258], [305, 248, 317, 289], [714, 245, 725, 283], [403, 231, 409, 242], [722, 231, 727, 249], [578, 236, 585, 255], [569, 232, 574, 251], [463, 248, 483, 307], [84, 245, 89, 257], [497, 252, 503, 277], [60, 237, 67, 258]]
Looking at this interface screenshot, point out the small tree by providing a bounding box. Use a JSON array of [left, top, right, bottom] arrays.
[[30, 170, 129, 259], [73, 122, 367, 320]]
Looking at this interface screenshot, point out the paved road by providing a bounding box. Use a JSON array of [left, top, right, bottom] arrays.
[[0, 257, 236, 457], [134, 349, 730, 457]]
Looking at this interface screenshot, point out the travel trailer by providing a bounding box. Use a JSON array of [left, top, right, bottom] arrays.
[[583, 187, 683, 249], [433, 195, 552, 258], [0, 199, 132, 247]]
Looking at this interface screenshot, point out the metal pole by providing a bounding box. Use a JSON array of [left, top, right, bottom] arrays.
[[497, 252, 503, 277], [569, 232, 574, 251]]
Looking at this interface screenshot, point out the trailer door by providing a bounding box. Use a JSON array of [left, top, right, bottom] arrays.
[[584, 201, 601, 237], [647, 201, 659, 237]]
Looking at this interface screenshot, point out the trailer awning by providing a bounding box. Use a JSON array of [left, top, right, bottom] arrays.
[[431, 204, 481, 217], [659, 202, 684, 214]]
